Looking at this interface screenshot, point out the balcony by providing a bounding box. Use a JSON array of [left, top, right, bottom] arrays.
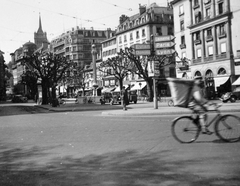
[[204, 56, 213, 62], [180, 43, 186, 49], [216, 53, 227, 60], [177, 61, 189, 71], [206, 35, 213, 42], [194, 39, 201, 45], [218, 32, 227, 39]]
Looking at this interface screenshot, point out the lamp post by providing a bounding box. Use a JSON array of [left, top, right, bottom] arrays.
[[91, 44, 98, 96]]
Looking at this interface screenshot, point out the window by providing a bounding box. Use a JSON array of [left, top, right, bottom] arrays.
[[196, 31, 200, 40], [220, 43, 226, 53], [130, 33, 133, 40], [142, 29, 146, 37], [119, 36, 122, 44], [208, 46, 213, 56], [180, 20, 184, 31], [156, 27, 162, 36], [181, 35, 185, 44], [206, 8, 211, 18], [218, 2, 223, 14], [168, 27, 173, 35], [179, 5, 184, 15], [136, 31, 139, 39], [218, 68, 227, 75], [110, 80, 115, 86], [124, 35, 127, 42], [195, 12, 202, 23], [207, 28, 212, 36], [104, 80, 109, 86], [197, 48, 202, 58], [194, 0, 199, 7], [219, 24, 225, 35], [180, 35, 186, 49], [206, 28, 213, 41]]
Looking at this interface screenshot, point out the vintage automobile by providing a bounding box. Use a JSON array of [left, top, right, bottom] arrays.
[[110, 92, 121, 105], [11, 94, 28, 103], [128, 90, 138, 104], [219, 92, 238, 103]]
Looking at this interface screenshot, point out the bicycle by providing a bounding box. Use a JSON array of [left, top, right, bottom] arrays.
[[171, 103, 240, 143]]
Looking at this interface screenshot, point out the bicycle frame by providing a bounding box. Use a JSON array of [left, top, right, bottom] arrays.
[[192, 108, 221, 128]]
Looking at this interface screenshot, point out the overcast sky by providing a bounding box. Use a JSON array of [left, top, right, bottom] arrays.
[[0, 0, 168, 62]]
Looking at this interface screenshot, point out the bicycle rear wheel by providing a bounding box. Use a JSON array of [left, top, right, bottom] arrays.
[[172, 116, 200, 143], [215, 114, 240, 142]]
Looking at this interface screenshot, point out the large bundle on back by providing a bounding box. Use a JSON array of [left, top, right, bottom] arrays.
[[167, 78, 194, 108]]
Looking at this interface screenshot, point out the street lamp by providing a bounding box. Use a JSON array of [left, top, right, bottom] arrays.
[[91, 44, 98, 96]]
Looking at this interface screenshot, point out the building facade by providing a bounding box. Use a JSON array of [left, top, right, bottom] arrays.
[[115, 3, 175, 96], [50, 27, 114, 66], [171, 0, 240, 98], [0, 50, 6, 101], [101, 36, 118, 93]]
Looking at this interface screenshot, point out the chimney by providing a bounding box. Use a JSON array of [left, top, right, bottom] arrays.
[[139, 4, 146, 15]]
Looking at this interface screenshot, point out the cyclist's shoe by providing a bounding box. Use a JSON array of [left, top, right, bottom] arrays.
[[202, 129, 213, 135]]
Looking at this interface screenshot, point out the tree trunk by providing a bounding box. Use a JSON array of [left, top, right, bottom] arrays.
[[146, 78, 154, 102], [41, 79, 49, 105]]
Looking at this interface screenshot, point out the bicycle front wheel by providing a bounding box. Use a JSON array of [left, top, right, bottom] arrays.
[[172, 116, 200, 143], [215, 114, 240, 142]]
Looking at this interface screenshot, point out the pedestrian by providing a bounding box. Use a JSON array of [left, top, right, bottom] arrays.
[[121, 86, 129, 111]]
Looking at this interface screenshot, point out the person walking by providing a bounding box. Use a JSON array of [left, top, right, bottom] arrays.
[[121, 86, 129, 111]]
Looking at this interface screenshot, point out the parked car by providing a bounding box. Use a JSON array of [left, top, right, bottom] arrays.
[[110, 92, 121, 105], [219, 92, 237, 103], [12, 95, 28, 103], [128, 90, 138, 104]]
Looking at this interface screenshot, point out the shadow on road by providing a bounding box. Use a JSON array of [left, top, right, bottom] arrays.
[[0, 143, 239, 185], [0, 106, 53, 116]]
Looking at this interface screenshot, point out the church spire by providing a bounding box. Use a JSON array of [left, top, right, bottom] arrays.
[[37, 13, 43, 33]]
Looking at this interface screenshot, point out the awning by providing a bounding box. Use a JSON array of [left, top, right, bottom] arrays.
[[131, 82, 147, 91], [102, 87, 115, 93], [214, 76, 229, 90], [113, 86, 121, 92], [232, 77, 240, 86]]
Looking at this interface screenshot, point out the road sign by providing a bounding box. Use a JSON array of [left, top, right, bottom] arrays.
[[155, 42, 175, 48], [134, 50, 151, 56], [155, 49, 175, 55], [133, 44, 151, 50], [154, 35, 175, 42]]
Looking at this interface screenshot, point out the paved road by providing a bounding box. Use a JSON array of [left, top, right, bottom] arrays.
[[0, 107, 240, 185]]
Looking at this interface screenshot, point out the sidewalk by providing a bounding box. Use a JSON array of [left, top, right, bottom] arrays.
[[35, 100, 240, 116]]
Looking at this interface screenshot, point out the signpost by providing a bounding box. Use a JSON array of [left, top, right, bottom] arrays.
[[132, 44, 151, 56], [129, 36, 175, 109], [155, 49, 175, 55], [153, 35, 175, 109]]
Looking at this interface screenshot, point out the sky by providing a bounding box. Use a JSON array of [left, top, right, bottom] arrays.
[[0, 0, 169, 63]]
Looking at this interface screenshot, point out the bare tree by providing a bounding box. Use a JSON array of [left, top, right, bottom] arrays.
[[20, 52, 73, 105], [98, 55, 134, 90], [119, 48, 177, 101]]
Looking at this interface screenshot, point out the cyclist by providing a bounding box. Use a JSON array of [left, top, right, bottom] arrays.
[[188, 76, 214, 135]]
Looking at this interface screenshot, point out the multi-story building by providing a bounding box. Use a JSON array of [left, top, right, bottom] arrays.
[[115, 3, 175, 96], [171, 0, 240, 98], [101, 35, 118, 93], [50, 27, 114, 66], [50, 27, 115, 96], [9, 15, 48, 97]]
